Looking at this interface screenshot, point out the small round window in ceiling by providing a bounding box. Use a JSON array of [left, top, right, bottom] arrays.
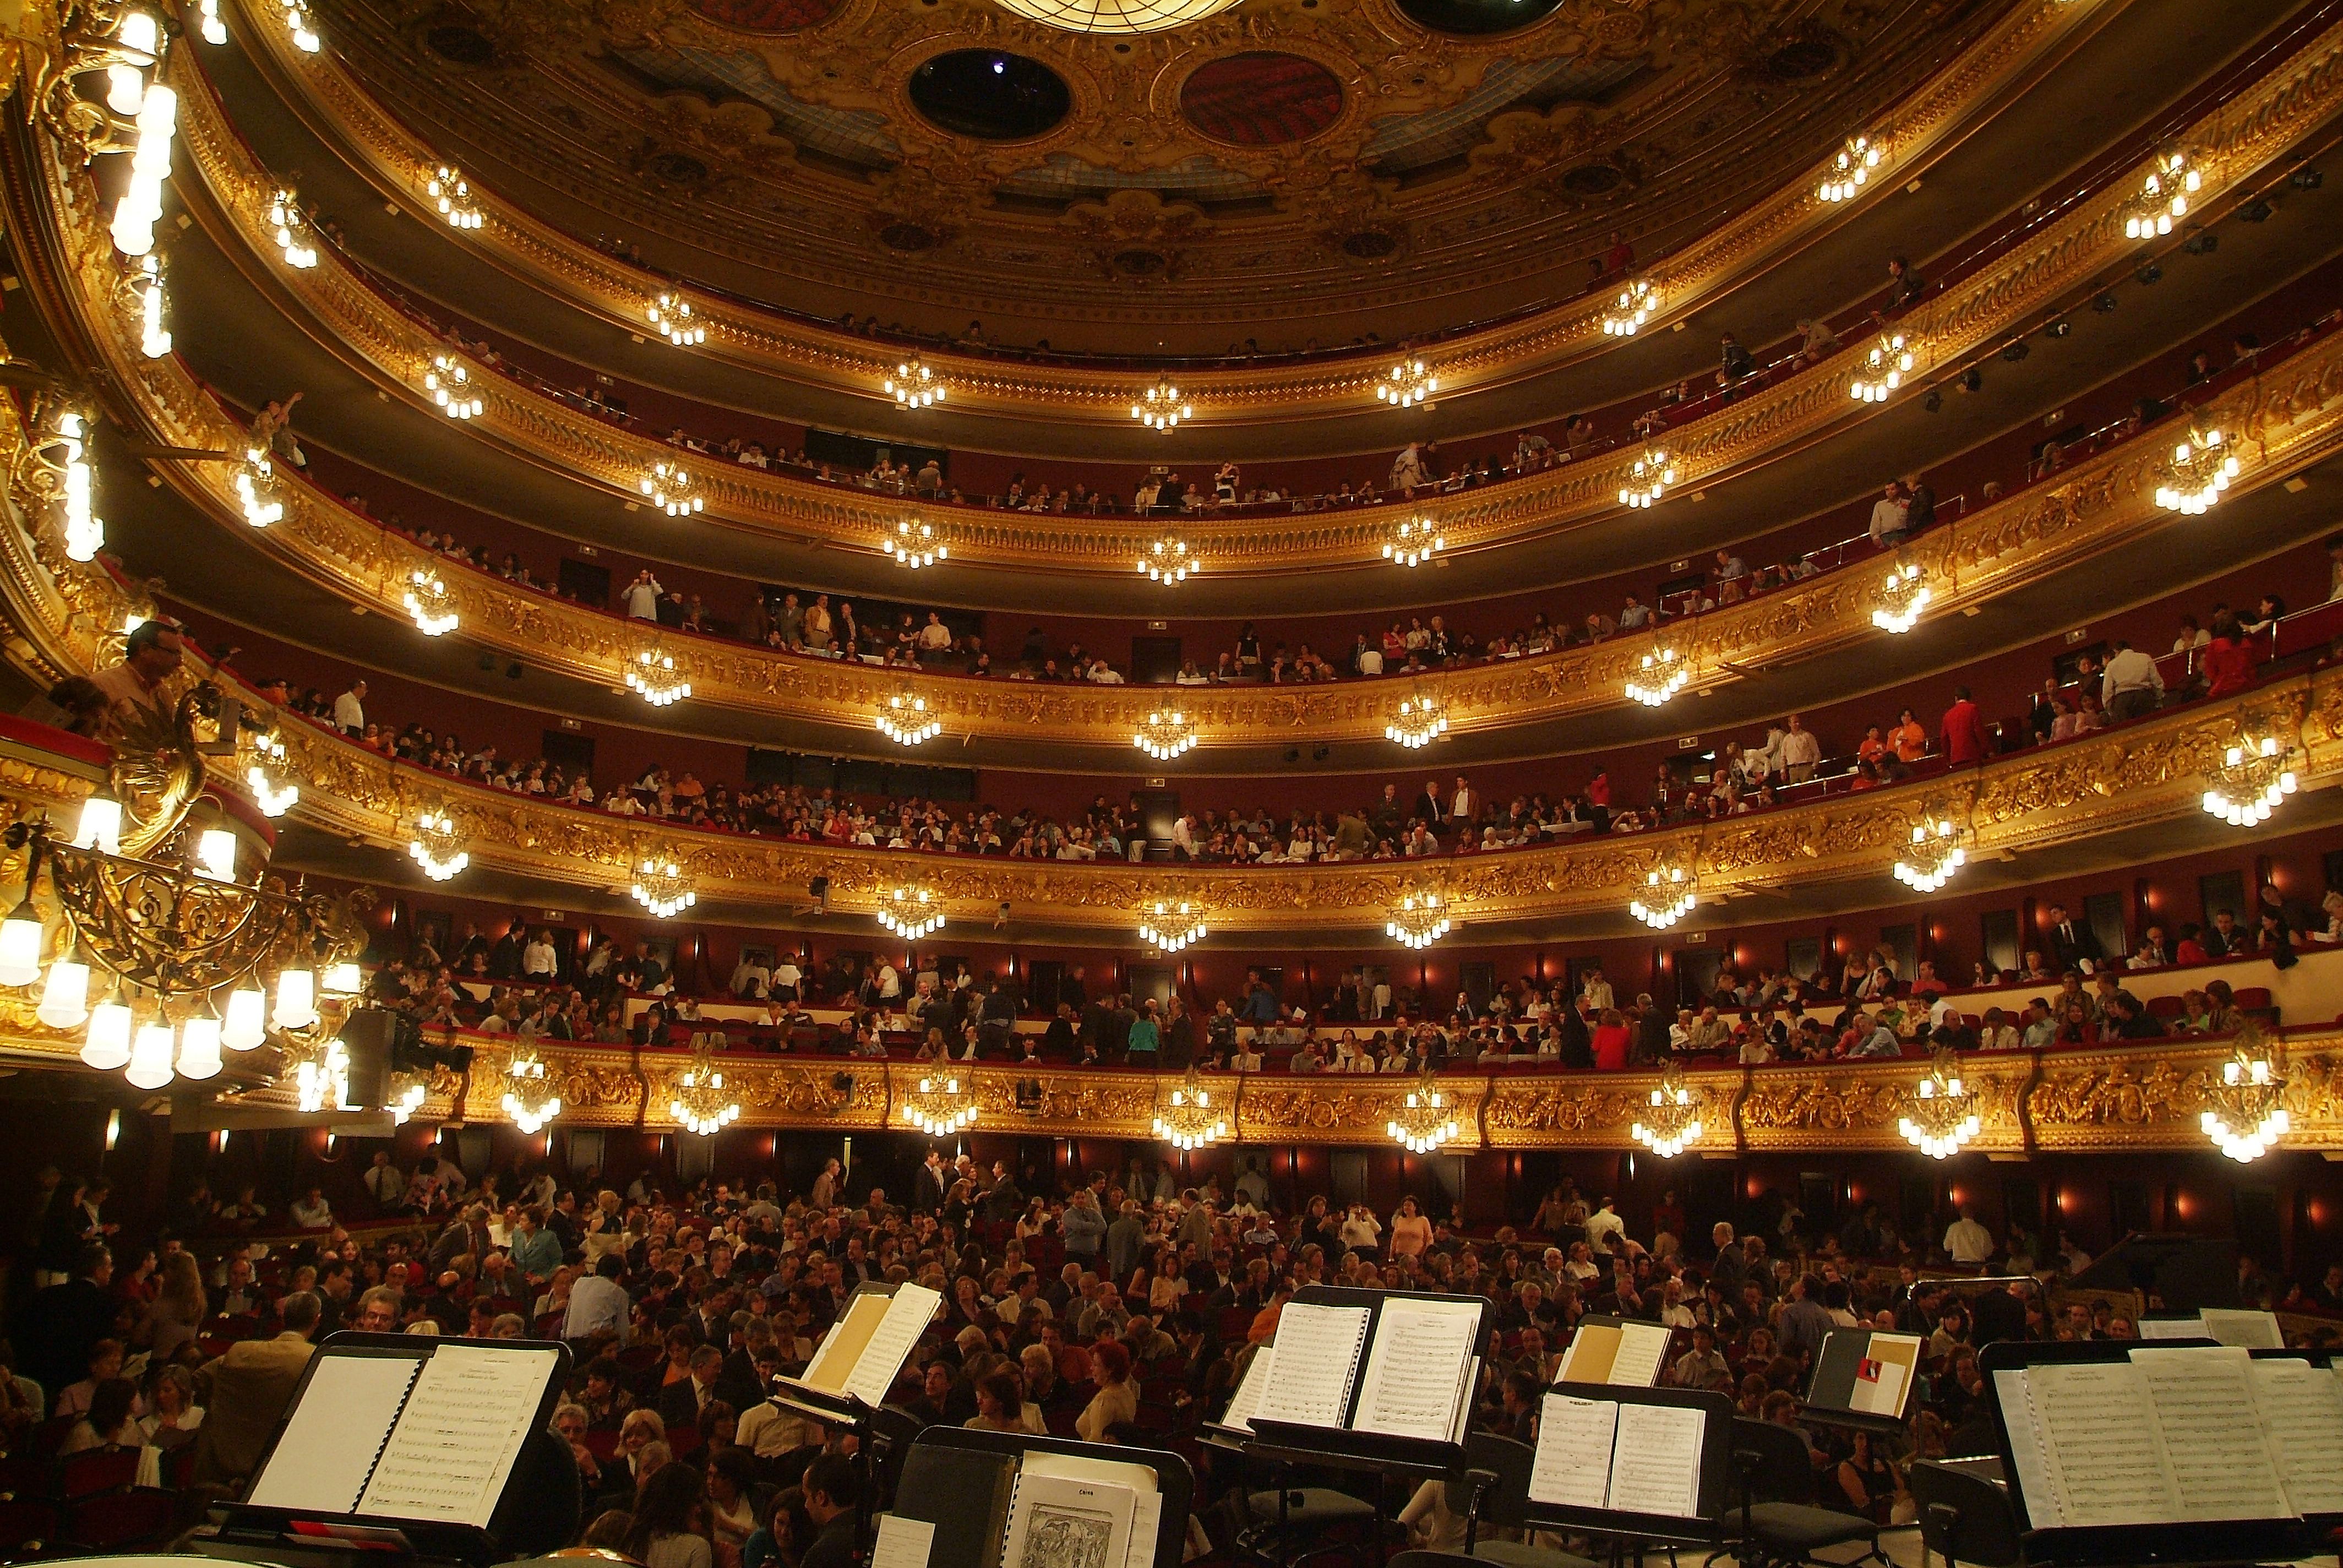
[[991, 0, 1243, 34], [1394, 0, 1563, 36], [909, 50, 1073, 141]]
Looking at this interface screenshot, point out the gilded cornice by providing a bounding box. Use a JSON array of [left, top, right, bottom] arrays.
[[160, 14, 2343, 573]]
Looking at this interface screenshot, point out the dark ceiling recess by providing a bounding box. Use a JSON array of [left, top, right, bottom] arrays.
[[1393, 0, 1565, 36], [685, 0, 843, 29], [907, 50, 1072, 141], [1180, 52, 1345, 146]]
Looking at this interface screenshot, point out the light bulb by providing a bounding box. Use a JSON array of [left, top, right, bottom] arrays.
[[0, 903, 44, 988], [222, 987, 266, 1049], [274, 967, 317, 1030], [323, 961, 363, 996], [126, 1016, 177, 1090], [195, 828, 237, 882], [37, 959, 91, 1030], [83, 990, 133, 1070], [73, 794, 123, 854], [177, 1011, 224, 1080]]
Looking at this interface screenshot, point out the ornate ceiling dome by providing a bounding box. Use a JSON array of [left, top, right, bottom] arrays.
[[991, 0, 1247, 35]]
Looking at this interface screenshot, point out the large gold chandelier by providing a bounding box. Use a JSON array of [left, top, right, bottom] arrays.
[[403, 567, 457, 636], [886, 519, 946, 568], [902, 1074, 977, 1137], [424, 355, 482, 420], [1632, 1068, 1704, 1158], [1134, 708, 1197, 761], [234, 447, 285, 529], [647, 293, 705, 346], [1133, 379, 1191, 431], [2123, 147, 2203, 239], [267, 188, 317, 268], [1386, 891, 1452, 950], [1375, 357, 1437, 409], [502, 1046, 562, 1135], [242, 726, 298, 818], [1386, 693, 1448, 749], [1153, 1067, 1227, 1150], [877, 689, 942, 747], [1138, 899, 1208, 952], [1893, 818, 1966, 892], [1872, 560, 1930, 633], [1630, 865, 1695, 929], [1899, 1050, 1981, 1160], [671, 1043, 740, 1137], [2202, 1031, 2289, 1162], [1383, 515, 1444, 567], [1138, 537, 1196, 586], [424, 165, 482, 231], [887, 360, 945, 409], [2155, 426, 2239, 513], [1850, 332, 1912, 402], [877, 883, 946, 940], [1603, 277, 1657, 335], [641, 461, 704, 516], [626, 645, 690, 707], [2203, 734, 2298, 825], [630, 854, 697, 919], [1620, 447, 1674, 509], [1818, 134, 1882, 202], [1387, 1068, 1458, 1155], [407, 808, 468, 882], [1625, 644, 1687, 707]]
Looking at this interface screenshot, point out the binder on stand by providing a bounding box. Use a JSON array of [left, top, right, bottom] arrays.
[[770, 1281, 944, 1554], [1240, 1284, 1492, 1479], [1518, 1384, 1734, 1550], [1552, 1315, 1673, 1388], [877, 1425, 1196, 1568], [1799, 1328, 1925, 1436]]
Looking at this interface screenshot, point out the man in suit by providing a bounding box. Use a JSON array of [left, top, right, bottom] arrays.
[[20, 1243, 113, 1396], [2202, 908, 2248, 957], [2043, 902, 2101, 971], [193, 1291, 322, 1485], [799, 1453, 861, 1568], [1413, 778, 1445, 827], [916, 1150, 950, 1212], [657, 1346, 725, 1429]]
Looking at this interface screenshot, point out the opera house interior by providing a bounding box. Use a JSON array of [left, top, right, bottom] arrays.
[[3, 0, 2343, 1561]]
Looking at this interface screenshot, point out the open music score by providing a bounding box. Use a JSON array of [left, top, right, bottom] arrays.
[[1553, 1317, 1672, 1388], [1529, 1393, 1707, 1519], [786, 1282, 944, 1411], [1251, 1294, 1481, 1447]]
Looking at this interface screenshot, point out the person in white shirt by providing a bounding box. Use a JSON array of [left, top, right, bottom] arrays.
[[731, 955, 771, 998], [876, 962, 901, 1001], [1777, 715, 1822, 781], [332, 680, 367, 736], [1583, 1198, 1626, 1255], [916, 613, 953, 651], [563, 1254, 630, 1341], [1450, 777, 1478, 824], [2099, 640, 2165, 722], [521, 930, 558, 979], [772, 956, 802, 999], [1581, 968, 1615, 1012], [289, 1187, 333, 1228], [1867, 481, 1910, 547], [622, 569, 663, 620], [1942, 1205, 1995, 1264]]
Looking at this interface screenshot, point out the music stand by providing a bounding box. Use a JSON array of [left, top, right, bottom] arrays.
[[884, 1425, 1195, 1568], [1800, 1329, 1924, 1438], [1517, 1385, 1734, 1554]]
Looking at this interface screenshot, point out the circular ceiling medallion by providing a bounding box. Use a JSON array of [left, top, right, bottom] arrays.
[[908, 50, 1073, 141], [991, 0, 1243, 34], [685, 0, 842, 27], [1394, 0, 1564, 37], [1181, 53, 1343, 146]]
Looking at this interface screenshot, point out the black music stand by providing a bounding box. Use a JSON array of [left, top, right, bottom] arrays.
[[771, 1281, 943, 1555], [1517, 1385, 1734, 1559], [1799, 1329, 1924, 1439], [884, 1425, 1196, 1568]]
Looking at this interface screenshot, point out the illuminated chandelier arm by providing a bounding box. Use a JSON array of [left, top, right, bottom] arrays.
[[43, 845, 303, 993]]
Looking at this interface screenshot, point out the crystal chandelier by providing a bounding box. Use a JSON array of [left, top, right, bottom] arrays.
[[231, 444, 285, 528], [640, 461, 704, 516], [1388, 1068, 1458, 1155], [876, 690, 942, 747], [1138, 900, 1207, 952], [1383, 515, 1444, 567], [424, 355, 482, 419], [134, 255, 170, 357], [1899, 1050, 1981, 1159], [425, 165, 482, 230], [1134, 380, 1191, 431], [1385, 693, 1448, 749], [887, 360, 944, 409], [631, 855, 697, 919], [902, 1074, 977, 1138], [2123, 148, 2202, 239], [1625, 645, 1686, 707], [877, 884, 945, 940], [1632, 1068, 1704, 1158], [647, 293, 705, 346], [403, 567, 457, 636], [407, 807, 468, 882], [1631, 865, 1695, 929], [243, 728, 298, 817], [1872, 560, 1930, 633], [195, 0, 226, 44], [1603, 277, 1657, 335], [1386, 891, 1452, 950], [2154, 426, 2239, 513], [1620, 447, 1674, 508], [502, 1047, 562, 1135], [1138, 537, 1196, 585], [1375, 358, 1437, 409], [1850, 332, 1912, 402], [2202, 734, 2298, 825], [1818, 134, 1882, 202], [282, 0, 320, 52], [1134, 709, 1197, 761], [626, 645, 690, 707], [1893, 818, 1966, 891], [1153, 1068, 1227, 1150], [2201, 1033, 2288, 1161], [886, 519, 946, 568], [268, 189, 317, 268], [671, 1043, 741, 1137]]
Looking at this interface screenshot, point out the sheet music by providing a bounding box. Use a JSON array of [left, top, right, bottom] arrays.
[[2247, 1359, 2343, 1515], [357, 1344, 559, 1526], [2009, 1363, 2179, 1528], [1528, 1394, 1617, 1509], [1125, 1489, 1162, 1568], [1605, 1323, 1672, 1388], [1001, 1473, 1135, 1568], [2198, 1309, 2285, 1349], [1993, 1371, 2064, 1530], [2135, 1315, 2206, 1341], [1218, 1348, 1273, 1435], [1606, 1403, 1705, 1518], [247, 1354, 422, 1513], [2127, 1348, 2293, 1521], [871, 1514, 936, 1568], [803, 1291, 892, 1394], [844, 1285, 942, 1407], [1353, 1298, 1481, 1442], [1254, 1304, 1372, 1429]]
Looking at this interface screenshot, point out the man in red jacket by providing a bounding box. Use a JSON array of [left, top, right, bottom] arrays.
[[1942, 685, 1991, 765]]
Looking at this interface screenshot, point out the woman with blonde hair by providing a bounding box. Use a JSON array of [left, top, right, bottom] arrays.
[[148, 1251, 208, 1362]]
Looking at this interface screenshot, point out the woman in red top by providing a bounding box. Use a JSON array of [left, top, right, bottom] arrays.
[[1592, 1008, 1632, 1070]]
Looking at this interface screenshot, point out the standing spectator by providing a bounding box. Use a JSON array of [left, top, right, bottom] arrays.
[[333, 679, 367, 737], [623, 569, 664, 620], [2100, 640, 2165, 721], [1940, 686, 1990, 765]]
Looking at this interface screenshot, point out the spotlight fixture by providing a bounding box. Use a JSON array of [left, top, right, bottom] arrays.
[[876, 689, 942, 747], [2001, 340, 2030, 362], [2238, 198, 2273, 223], [1133, 709, 1198, 761], [1818, 134, 1882, 202], [1625, 645, 1687, 707], [1138, 899, 1208, 953], [1603, 277, 1658, 335], [626, 645, 690, 707], [640, 460, 704, 516], [1851, 333, 1914, 402], [885, 519, 946, 568], [424, 355, 483, 419], [407, 807, 468, 881], [402, 566, 458, 636], [1872, 560, 1930, 634], [2045, 317, 2072, 338], [267, 188, 317, 268], [1375, 357, 1437, 409], [1959, 368, 1982, 393], [1386, 891, 1452, 950], [2093, 291, 2120, 313], [1630, 865, 1695, 929], [1620, 446, 1675, 509], [2154, 426, 2240, 513], [1385, 693, 1448, 749], [630, 854, 697, 919], [1138, 536, 1196, 585], [876, 883, 945, 939], [1923, 390, 1942, 413], [1892, 818, 1967, 891], [647, 293, 705, 346], [424, 166, 483, 230], [1383, 515, 1444, 567], [2182, 231, 2218, 255], [2290, 167, 2323, 190], [2202, 734, 2297, 826], [886, 360, 944, 409], [1132, 379, 1191, 431], [2134, 261, 2163, 286]]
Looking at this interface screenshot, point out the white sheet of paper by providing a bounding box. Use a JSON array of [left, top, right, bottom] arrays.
[[357, 1344, 559, 1526], [1219, 1348, 1273, 1435], [2127, 1348, 2293, 1521], [2015, 1363, 2180, 1529], [1606, 1403, 1705, 1518], [1528, 1394, 1617, 1509], [2137, 1315, 2208, 1341], [2198, 1309, 2285, 1349], [845, 1286, 943, 1407], [1125, 1489, 1162, 1568], [871, 1514, 936, 1568], [1605, 1323, 1674, 1388], [247, 1353, 421, 1513], [1353, 1298, 1481, 1442], [1849, 1357, 1907, 1417], [1254, 1304, 1372, 1429], [2247, 1359, 2343, 1515]]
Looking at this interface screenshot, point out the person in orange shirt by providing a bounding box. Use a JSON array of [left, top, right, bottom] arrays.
[[1887, 707, 1928, 765], [1857, 726, 1889, 767]]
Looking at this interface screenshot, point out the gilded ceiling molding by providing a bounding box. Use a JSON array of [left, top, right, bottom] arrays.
[[163, 21, 2343, 573], [219, 0, 2099, 417]]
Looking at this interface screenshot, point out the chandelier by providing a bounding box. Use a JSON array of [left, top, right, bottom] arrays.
[[406, 808, 468, 882], [877, 884, 946, 940], [282, 0, 320, 51], [1133, 380, 1191, 431], [640, 461, 704, 516], [902, 1073, 977, 1137], [1893, 818, 1966, 891], [425, 165, 482, 231], [886, 519, 946, 568], [647, 293, 705, 346], [243, 727, 298, 817], [1630, 866, 1695, 929], [1375, 357, 1437, 409], [2201, 1032, 2289, 1161], [2154, 426, 2239, 513], [502, 1047, 562, 1135], [133, 254, 170, 357], [1386, 891, 1452, 950], [1872, 560, 1930, 633], [268, 189, 317, 268], [1385, 693, 1448, 749], [626, 645, 690, 707], [671, 1043, 741, 1137], [2123, 148, 2202, 239], [424, 355, 482, 419], [35, 5, 179, 256], [2202, 734, 2298, 825], [887, 360, 945, 409], [402, 567, 457, 636], [1818, 134, 1882, 202], [1153, 1068, 1227, 1151], [293, 1035, 348, 1112], [876, 690, 942, 747], [29, 410, 106, 564], [1625, 644, 1687, 707], [1850, 332, 1912, 402], [1383, 515, 1445, 567], [1632, 1069, 1704, 1158], [1388, 1068, 1458, 1155], [630, 855, 697, 919], [388, 1071, 428, 1125], [225, 444, 284, 529], [1138, 536, 1196, 585], [1134, 709, 1197, 761], [1620, 447, 1674, 508], [1899, 1050, 1981, 1160], [1139, 900, 1208, 952], [991, 0, 1243, 33], [1603, 277, 1658, 335]]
